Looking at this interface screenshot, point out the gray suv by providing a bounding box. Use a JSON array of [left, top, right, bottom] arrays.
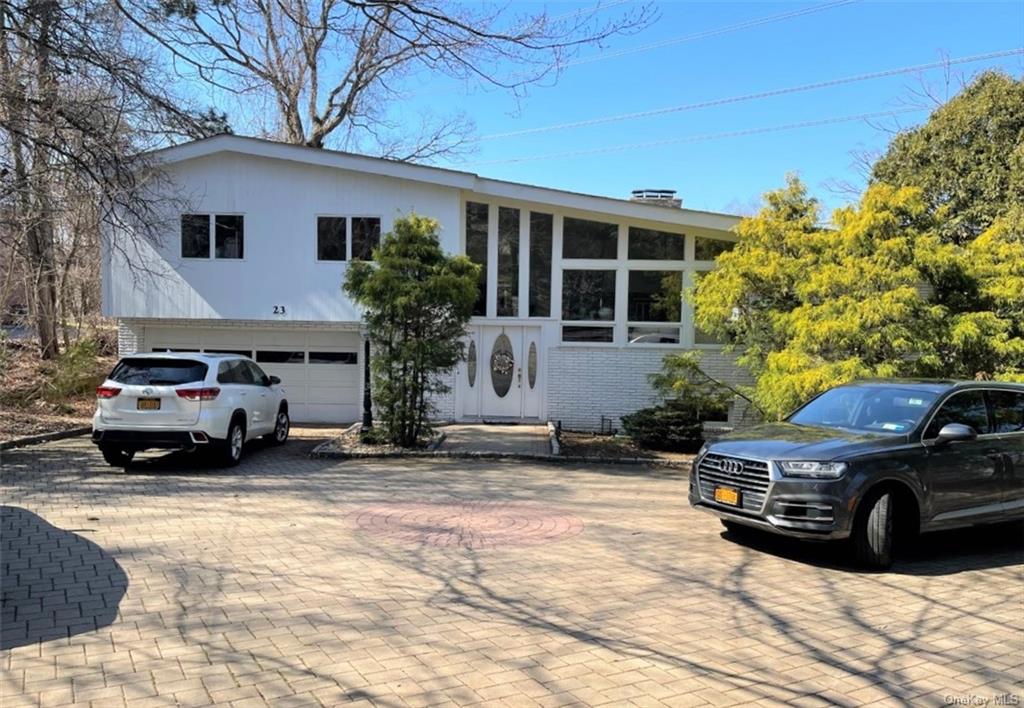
[[689, 380, 1024, 568]]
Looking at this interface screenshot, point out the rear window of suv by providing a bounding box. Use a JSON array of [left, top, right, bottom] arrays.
[[108, 358, 208, 386]]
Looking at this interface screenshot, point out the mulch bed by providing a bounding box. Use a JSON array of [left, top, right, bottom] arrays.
[[315, 424, 443, 456], [559, 431, 696, 464]]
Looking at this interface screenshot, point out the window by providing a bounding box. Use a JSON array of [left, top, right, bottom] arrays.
[[109, 358, 207, 385], [694, 327, 726, 345], [216, 360, 252, 385], [351, 217, 381, 261], [181, 214, 210, 258], [308, 351, 357, 364], [497, 206, 519, 317], [465, 202, 488, 316], [628, 326, 679, 344], [529, 212, 553, 317], [695, 236, 735, 260], [243, 360, 270, 386], [562, 270, 615, 321], [628, 271, 681, 322], [317, 217, 346, 261], [563, 217, 617, 259], [789, 385, 939, 435], [562, 326, 614, 343], [204, 349, 252, 357], [256, 350, 305, 364], [215, 215, 244, 259], [925, 391, 991, 439], [988, 390, 1024, 433], [628, 227, 685, 260]]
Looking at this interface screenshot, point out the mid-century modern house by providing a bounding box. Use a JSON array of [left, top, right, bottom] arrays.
[[104, 134, 751, 428]]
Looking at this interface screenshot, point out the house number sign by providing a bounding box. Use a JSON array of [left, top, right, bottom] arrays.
[[273, 305, 287, 315]]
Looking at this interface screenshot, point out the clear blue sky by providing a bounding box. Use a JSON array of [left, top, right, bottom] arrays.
[[409, 1, 1023, 216]]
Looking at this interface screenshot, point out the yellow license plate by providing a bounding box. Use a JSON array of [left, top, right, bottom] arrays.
[[137, 398, 161, 411], [714, 487, 740, 506]]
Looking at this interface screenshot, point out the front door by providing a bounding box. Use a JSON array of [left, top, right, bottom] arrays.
[[475, 326, 541, 420]]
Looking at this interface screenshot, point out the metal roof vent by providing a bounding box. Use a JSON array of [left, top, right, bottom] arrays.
[[630, 189, 682, 208]]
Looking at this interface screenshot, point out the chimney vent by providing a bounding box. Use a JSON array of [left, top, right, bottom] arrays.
[[630, 189, 681, 208]]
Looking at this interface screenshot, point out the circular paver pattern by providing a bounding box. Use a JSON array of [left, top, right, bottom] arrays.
[[352, 500, 584, 549]]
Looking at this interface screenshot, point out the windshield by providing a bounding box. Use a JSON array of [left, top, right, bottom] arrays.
[[108, 358, 208, 386], [788, 385, 939, 435]]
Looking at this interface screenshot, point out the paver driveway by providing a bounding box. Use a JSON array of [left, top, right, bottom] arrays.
[[1, 438, 1021, 707]]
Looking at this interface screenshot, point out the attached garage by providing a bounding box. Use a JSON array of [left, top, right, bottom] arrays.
[[140, 325, 361, 424]]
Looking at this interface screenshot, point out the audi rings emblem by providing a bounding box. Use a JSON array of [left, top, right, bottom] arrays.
[[721, 458, 745, 474]]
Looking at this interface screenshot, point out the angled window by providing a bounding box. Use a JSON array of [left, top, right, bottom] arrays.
[[351, 217, 381, 261], [628, 227, 685, 260], [181, 214, 210, 258], [215, 215, 244, 259], [563, 217, 617, 259], [317, 217, 347, 261]]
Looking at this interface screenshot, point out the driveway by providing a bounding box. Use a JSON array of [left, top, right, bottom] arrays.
[[1, 438, 1021, 707]]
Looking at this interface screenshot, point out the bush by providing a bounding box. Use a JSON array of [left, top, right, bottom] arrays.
[[621, 400, 728, 453], [43, 338, 103, 405]]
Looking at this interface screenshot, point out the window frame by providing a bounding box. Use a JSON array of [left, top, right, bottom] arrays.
[[213, 214, 245, 260]]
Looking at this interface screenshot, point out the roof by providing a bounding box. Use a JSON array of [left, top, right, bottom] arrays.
[[148, 134, 741, 232]]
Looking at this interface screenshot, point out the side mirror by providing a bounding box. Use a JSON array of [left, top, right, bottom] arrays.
[[269, 375, 281, 385], [935, 423, 977, 444]]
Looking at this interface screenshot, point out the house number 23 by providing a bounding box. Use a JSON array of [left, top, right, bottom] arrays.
[[273, 305, 287, 315]]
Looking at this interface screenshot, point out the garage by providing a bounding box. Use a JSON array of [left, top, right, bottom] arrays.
[[142, 326, 361, 424]]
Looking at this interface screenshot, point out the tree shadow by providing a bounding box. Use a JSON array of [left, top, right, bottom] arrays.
[[1, 506, 128, 650]]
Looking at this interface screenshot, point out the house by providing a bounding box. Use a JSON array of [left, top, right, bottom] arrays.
[[103, 134, 751, 428]]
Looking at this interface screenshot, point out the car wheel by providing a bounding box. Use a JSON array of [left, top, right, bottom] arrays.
[[219, 419, 245, 467], [852, 490, 894, 570], [100, 446, 134, 468], [263, 408, 289, 446]]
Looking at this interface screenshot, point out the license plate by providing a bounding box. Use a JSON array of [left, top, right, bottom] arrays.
[[137, 398, 161, 411], [714, 487, 740, 506]]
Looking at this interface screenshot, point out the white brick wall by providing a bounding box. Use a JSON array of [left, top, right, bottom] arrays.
[[117, 321, 144, 355], [547, 347, 753, 431]]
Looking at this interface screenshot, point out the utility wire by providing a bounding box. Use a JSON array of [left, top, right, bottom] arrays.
[[480, 48, 1024, 141], [468, 107, 926, 166], [565, 0, 860, 67]]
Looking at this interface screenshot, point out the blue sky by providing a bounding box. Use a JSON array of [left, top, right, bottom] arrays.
[[412, 1, 1023, 216]]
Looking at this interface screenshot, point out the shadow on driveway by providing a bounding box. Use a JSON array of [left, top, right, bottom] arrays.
[[1, 506, 128, 650]]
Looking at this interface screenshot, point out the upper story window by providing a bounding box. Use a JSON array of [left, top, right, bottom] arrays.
[[695, 236, 736, 260], [351, 217, 381, 261], [181, 213, 244, 259], [563, 216, 617, 259], [562, 269, 616, 321], [317, 217, 346, 261], [628, 227, 685, 260], [529, 212, 553, 317], [497, 206, 520, 317]]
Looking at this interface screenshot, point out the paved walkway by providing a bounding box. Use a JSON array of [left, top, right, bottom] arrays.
[[1, 437, 1021, 707], [439, 424, 550, 456]]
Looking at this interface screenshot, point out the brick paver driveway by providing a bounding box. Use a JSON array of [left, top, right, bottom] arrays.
[[2, 438, 1021, 707]]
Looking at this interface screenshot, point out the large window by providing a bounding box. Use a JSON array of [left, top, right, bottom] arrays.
[[627, 271, 681, 322], [214, 215, 244, 259], [529, 212, 552, 317], [317, 217, 346, 261], [562, 270, 615, 321], [181, 214, 210, 258], [351, 217, 381, 260], [466, 202, 488, 316], [695, 236, 735, 260], [497, 206, 519, 317], [628, 227, 685, 260], [563, 216, 617, 259]]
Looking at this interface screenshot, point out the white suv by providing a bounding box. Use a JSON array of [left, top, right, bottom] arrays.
[[91, 352, 290, 467]]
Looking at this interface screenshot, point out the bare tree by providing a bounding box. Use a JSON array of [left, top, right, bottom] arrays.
[[0, 0, 219, 358], [114, 0, 652, 157]]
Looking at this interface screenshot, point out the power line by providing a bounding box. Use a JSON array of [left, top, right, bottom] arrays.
[[480, 48, 1024, 141], [467, 107, 926, 166], [565, 0, 860, 68]]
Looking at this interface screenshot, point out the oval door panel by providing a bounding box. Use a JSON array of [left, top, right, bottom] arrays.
[[490, 334, 514, 398], [467, 340, 477, 388], [527, 341, 537, 389]]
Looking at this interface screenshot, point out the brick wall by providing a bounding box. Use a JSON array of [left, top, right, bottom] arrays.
[[547, 347, 753, 431], [117, 321, 144, 355]]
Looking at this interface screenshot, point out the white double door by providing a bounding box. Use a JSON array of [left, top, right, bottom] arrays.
[[465, 325, 541, 420]]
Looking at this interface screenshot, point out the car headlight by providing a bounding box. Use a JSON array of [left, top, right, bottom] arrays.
[[697, 442, 710, 458], [777, 460, 847, 479]]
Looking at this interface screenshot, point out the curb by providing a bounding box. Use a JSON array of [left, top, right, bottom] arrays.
[[0, 426, 92, 451]]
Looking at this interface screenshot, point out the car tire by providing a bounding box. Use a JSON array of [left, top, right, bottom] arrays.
[[218, 418, 245, 467], [100, 446, 134, 468], [263, 407, 289, 446], [852, 490, 894, 570]]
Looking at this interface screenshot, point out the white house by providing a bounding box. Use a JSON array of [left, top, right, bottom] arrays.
[[104, 134, 750, 428]]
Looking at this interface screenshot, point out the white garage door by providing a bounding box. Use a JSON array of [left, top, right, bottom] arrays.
[[144, 326, 361, 424]]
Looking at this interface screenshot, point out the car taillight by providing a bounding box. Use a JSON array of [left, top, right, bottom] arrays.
[[176, 387, 220, 401], [96, 386, 122, 399]]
